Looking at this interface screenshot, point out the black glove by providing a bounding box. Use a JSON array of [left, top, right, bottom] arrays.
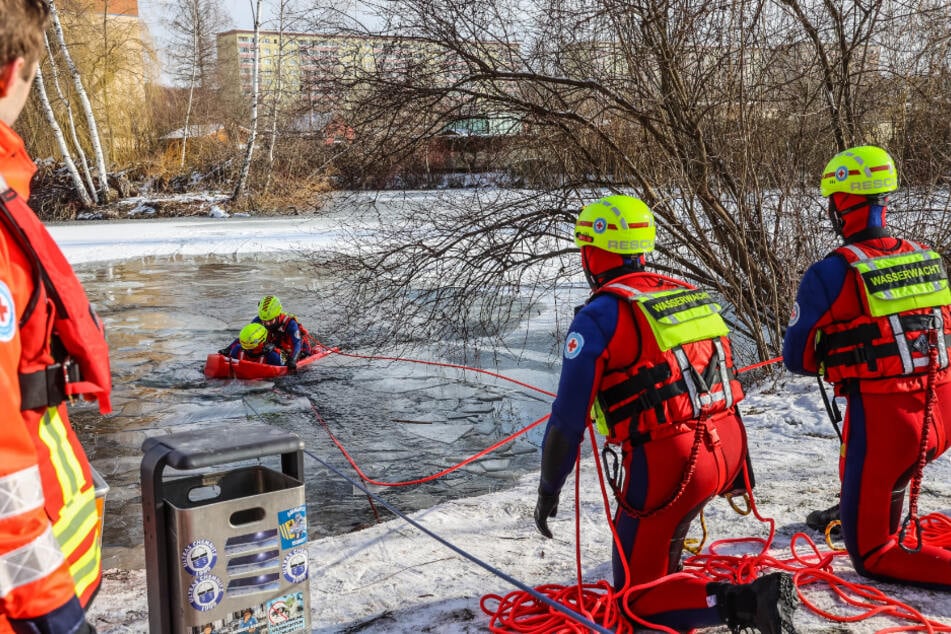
[[534, 491, 559, 538], [286, 359, 298, 374], [218, 347, 230, 355]]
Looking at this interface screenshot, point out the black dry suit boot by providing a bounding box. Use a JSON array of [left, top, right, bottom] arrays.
[[708, 572, 798, 634], [805, 503, 840, 536]]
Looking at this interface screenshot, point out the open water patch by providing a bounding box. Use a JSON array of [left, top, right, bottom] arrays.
[[71, 253, 555, 568]]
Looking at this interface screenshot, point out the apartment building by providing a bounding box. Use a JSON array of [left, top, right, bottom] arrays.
[[217, 29, 512, 107]]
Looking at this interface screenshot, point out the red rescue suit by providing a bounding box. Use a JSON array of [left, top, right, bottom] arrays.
[[598, 274, 748, 628], [0, 120, 111, 630], [256, 313, 313, 360], [540, 269, 751, 630], [785, 232, 951, 589]]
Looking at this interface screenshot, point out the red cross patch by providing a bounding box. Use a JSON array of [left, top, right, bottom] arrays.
[[564, 332, 584, 359], [0, 282, 15, 342]]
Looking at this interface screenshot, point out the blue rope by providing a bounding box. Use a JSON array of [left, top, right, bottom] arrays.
[[303, 448, 614, 634]]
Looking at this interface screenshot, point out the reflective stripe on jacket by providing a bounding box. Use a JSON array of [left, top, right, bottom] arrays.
[[0, 120, 100, 620], [819, 241, 951, 382], [593, 273, 744, 443]]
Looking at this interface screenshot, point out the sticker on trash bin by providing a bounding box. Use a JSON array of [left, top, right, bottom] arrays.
[[277, 505, 307, 549], [182, 539, 217, 576], [282, 549, 308, 584], [266, 591, 306, 632], [188, 574, 224, 612]]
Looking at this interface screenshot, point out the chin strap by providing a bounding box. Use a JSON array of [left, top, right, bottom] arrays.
[[826, 199, 846, 238]]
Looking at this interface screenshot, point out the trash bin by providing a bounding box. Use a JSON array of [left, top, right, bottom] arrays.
[[141, 423, 310, 634]]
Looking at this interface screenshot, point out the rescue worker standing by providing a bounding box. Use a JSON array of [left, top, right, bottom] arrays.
[[534, 195, 797, 632], [783, 146, 951, 588], [0, 1, 112, 631]]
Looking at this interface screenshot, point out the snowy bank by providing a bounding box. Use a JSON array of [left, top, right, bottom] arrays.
[[86, 375, 951, 633], [43, 217, 951, 633]]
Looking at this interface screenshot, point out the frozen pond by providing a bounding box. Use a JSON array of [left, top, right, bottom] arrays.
[[66, 247, 565, 570]]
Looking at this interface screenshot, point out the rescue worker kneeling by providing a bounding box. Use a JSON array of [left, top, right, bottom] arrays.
[[784, 145, 951, 589], [534, 195, 797, 632]]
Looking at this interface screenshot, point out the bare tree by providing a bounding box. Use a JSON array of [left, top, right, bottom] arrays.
[[318, 0, 951, 363], [47, 0, 109, 200], [232, 0, 263, 202], [41, 34, 97, 203], [33, 69, 93, 208], [164, 0, 228, 167], [263, 0, 292, 195]]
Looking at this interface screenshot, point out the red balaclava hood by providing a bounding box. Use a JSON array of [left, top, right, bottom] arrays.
[[828, 192, 888, 239], [581, 246, 644, 289]]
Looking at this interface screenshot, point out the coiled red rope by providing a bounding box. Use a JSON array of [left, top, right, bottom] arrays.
[[480, 421, 951, 633]]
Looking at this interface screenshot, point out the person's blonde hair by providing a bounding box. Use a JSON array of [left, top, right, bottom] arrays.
[[0, 0, 51, 79]]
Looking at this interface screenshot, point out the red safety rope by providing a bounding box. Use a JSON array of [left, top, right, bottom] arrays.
[[302, 340, 555, 487], [310, 402, 549, 487], [483, 421, 951, 632], [736, 355, 783, 375], [919, 513, 951, 548], [300, 346, 951, 631], [899, 329, 940, 552], [314, 340, 556, 398]]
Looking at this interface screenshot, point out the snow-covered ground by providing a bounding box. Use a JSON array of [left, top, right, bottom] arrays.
[[47, 213, 951, 633]]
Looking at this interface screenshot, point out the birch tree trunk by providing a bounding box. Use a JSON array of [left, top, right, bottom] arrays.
[[263, 1, 288, 195], [232, 0, 263, 202], [33, 69, 93, 209], [47, 0, 110, 201], [43, 34, 97, 203], [179, 1, 201, 168]]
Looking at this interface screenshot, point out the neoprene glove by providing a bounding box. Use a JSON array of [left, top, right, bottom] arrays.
[[534, 425, 573, 539], [534, 491, 559, 538], [287, 359, 298, 374]]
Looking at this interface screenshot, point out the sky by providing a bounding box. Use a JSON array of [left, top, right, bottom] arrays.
[[138, 0, 256, 33], [46, 204, 951, 633]]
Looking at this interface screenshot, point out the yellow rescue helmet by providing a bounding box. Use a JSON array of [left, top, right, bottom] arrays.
[[258, 295, 283, 321], [239, 323, 268, 350], [574, 195, 655, 255], [820, 146, 898, 197]]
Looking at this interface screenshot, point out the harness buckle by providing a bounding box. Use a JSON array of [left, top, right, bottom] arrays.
[[62, 359, 75, 404]]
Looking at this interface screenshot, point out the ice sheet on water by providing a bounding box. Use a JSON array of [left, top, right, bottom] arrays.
[[453, 402, 495, 416], [466, 458, 511, 473], [402, 422, 474, 444]]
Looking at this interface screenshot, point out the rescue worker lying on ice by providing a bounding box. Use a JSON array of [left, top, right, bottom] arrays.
[[224, 323, 285, 365], [534, 195, 797, 632], [784, 145, 951, 590]]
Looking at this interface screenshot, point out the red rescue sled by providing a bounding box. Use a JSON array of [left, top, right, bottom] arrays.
[[204, 344, 337, 379]]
